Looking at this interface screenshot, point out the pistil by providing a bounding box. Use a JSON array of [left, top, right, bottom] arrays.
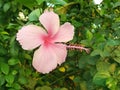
[[66, 44, 90, 53]]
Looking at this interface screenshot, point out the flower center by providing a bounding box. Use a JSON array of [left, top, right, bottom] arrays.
[[42, 34, 53, 46]]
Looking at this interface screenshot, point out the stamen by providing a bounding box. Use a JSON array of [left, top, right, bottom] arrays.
[[66, 44, 90, 53]]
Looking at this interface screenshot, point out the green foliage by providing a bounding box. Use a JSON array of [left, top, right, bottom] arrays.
[[0, 62, 9, 75], [0, 0, 120, 90], [28, 9, 42, 21]]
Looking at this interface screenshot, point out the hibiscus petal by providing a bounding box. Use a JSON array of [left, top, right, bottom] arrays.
[[39, 11, 59, 35], [53, 22, 74, 42], [16, 25, 47, 50], [32, 45, 57, 74], [32, 43, 67, 74], [51, 44, 67, 65]]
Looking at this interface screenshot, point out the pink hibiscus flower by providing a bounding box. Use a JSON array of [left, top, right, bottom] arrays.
[[16, 11, 74, 74]]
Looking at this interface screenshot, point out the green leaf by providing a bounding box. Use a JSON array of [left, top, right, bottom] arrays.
[[53, 88, 61, 90], [106, 77, 118, 90], [86, 30, 93, 40], [60, 88, 68, 90], [0, 74, 5, 86], [96, 61, 110, 72], [78, 56, 88, 69], [72, 20, 83, 27], [36, 0, 44, 5], [73, 76, 81, 83], [79, 55, 98, 68], [107, 39, 120, 46], [80, 39, 92, 46], [0, 0, 3, 8], [87, 56, 98, 65], [18, 76, 27, 84], [5, 74, 14, 84], [108, 63, 116, 73], [90, 49, 101, 56], [113, 56, 120, 64], [5, 83, 12, 87], [8, 58, 19, 65], [16, 0, 37, 10], [80, 81, 87, 90], [93, 71, 111, 86], [13, 83, 21, 89], [0, 62, 9, 75], [28, 9, 41, 21], [100, 50, 110, 57], [113, 46, 120, 63], [113, 2, 120, 8], [12, 70, 18, 75], [0, 46, 7, 56], [94, 33, 106, 43], [38, 86, 52, 90], [10, 36, 19, 56], [3, 2, 11, 12], [53, 0, 67, 5], [36, 87, 42, 90], [1, 31, 9, 35], [24, 54, 32, 60]]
